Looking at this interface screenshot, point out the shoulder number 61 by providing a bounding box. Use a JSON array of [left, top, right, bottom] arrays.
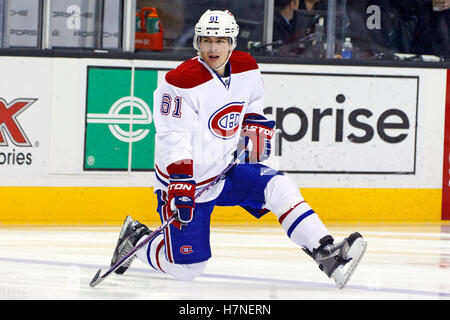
[[161, 94, 182, 118]]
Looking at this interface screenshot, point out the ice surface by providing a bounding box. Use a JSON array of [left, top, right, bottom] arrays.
[[0, 223, 449, 300]]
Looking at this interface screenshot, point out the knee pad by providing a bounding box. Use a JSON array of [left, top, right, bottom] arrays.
[[264, 174, 305, 217], [165, 260, 208, 281]]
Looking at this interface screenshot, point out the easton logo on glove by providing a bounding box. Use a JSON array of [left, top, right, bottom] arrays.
[[164, 159, 196, 229], [238, 114, 276, 163], [242, 124, 274, 138], [168, 183, 194, 191]]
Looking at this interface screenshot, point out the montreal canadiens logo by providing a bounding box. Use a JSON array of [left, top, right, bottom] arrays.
[[180, 245, 193, 254], [208, 102, 244, 140]]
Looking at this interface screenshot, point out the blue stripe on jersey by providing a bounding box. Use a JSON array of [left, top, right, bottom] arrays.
[[155, 171, 169, 187], [287, 210, 315, 238]]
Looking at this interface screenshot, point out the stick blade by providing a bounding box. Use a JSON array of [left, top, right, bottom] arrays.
[[89, 269, 103, 288]]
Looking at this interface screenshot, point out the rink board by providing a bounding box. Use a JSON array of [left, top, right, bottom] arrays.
[[0, 56, 448, 223], [0, 186, 442, 224]]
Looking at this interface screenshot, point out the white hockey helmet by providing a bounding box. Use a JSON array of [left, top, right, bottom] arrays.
[[193, 9, 239, 51]]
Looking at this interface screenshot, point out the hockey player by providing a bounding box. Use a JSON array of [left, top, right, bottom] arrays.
[[110, 9, 366, 289]]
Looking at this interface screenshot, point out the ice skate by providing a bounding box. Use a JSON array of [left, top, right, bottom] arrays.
[[110, 216, 151, 275], [304, 232, 367, 289]]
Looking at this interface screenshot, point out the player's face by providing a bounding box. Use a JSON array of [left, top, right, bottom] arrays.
[[199, 37, 233, 70]]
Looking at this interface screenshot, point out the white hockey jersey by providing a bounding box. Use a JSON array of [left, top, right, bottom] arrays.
[[153, 51, 266, 202]]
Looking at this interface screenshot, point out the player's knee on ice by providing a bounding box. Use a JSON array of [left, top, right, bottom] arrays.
[[166, 260, 208, 281]]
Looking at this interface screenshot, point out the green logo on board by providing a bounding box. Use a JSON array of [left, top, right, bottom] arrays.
[[84, 67, 157, 171]]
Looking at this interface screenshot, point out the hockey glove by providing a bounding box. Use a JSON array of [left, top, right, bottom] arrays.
[[237, 114, 276, 163], [166, 160, 196, 229], [168, 174, 196, 229]]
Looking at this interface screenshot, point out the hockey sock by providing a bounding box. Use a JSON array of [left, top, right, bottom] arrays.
[[135, 233, 168, 273], [278, 201, 331, 252], [265, 175, 331, 252]]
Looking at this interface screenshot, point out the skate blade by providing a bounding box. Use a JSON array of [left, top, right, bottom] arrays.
[[332, 237, 367, 289]]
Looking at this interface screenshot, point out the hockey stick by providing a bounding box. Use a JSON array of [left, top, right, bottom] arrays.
[[89, 152, 245, 288]]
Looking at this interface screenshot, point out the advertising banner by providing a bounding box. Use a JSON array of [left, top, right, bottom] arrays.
[[0, 57, 50, 178], [84, 67, 157, 171], [263, 72, 419, 174]]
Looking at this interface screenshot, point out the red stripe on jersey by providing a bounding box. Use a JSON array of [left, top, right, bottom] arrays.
[[278, 201, 305, 224], [196, 175, 219, 186], [155, 164, 169, 179]]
